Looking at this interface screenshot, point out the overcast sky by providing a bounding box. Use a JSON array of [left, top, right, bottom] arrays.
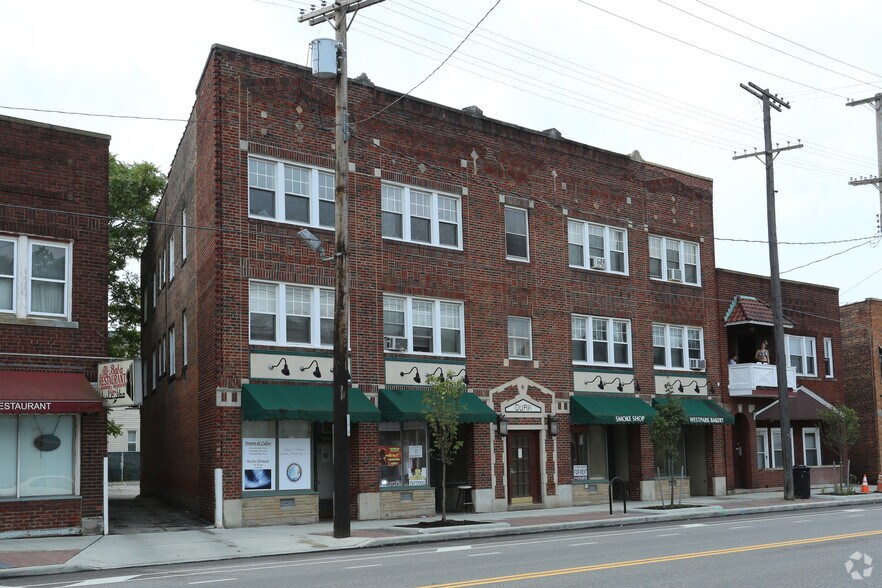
[[2, 0, 880, 305]]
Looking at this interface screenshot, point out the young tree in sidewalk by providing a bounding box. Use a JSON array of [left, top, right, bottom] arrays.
[[423, 372, 465, 522], [651, 385, 688, 508], [817, 404, 860, 493]]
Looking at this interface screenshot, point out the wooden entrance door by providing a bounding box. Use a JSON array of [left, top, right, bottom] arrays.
[[508, 431, 540, 504]]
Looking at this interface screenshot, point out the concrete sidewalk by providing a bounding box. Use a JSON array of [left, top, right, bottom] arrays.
[[2, 489, 881, 578]]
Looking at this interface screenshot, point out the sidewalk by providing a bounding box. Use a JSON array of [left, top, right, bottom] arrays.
[[2, 489, 881, 578]]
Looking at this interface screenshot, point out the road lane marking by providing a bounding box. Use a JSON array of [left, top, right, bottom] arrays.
[[730, 526, 751, 529], [343, 564, 382, 569], [468, 552, 501, 557], [67, 577, 139, 586], [569, 542, 599, 546], [437, 546, 473, 552], [681, 524, 706, 528], [418, 529, 882, 587], [656, 533, 679, 537], [188, 580, 238, 585]]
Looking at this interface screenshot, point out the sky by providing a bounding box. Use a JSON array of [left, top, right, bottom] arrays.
[[2, 0, 880, 305]]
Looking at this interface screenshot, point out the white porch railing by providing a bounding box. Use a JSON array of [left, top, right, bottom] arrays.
[[728, 363, 797, 396]]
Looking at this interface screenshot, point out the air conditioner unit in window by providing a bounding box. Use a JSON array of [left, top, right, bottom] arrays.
[[384, 336, 408, 351], [668, 268, 683, 282], [690, 358, 706, 371], [590, 257, 607, 270]]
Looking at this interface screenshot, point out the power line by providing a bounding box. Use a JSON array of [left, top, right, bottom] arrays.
[[780, 240, 874, 274], [0, 104, 193, 123]]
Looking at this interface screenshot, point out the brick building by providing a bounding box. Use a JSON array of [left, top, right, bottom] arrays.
[[715, 269, 844, 491], [141, 45, 736, 527], [0, 115, 109, 536], [840, 298, 882, 481]]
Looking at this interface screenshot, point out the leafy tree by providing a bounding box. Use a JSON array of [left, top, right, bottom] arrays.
[[651, 386, 688, 507], [423, 372, 465, 522], [817, 404, 860, 492], [108, 155, 164, 358]]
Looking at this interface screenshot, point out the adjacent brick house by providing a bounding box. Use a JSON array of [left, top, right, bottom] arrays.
[[141, 44, 735, 527], [840, 298, 882, 481], [0, 115, 109, 536]]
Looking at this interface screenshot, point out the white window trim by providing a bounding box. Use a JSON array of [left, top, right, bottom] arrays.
[[249, 280, 335, 348], [823, 337, 833, 378], [504, 205, 529, 262], [168, 237, 175, 282], [248, 155, 335, 230], [572, 314, 632, 367], [382, 294, 465, 357], [649, 235, 701, 286], [182, 311, 188, 367], [568, 219, 629, 275], [652, 323, 704, 370], [381, 181, 463, 250], [168, 326, 176, 377], [0, 235, 73, 320], [756, 428, 770, 469], [802, 427, 822, 466], [127, 430, 138, 452], [160, 248, 166, 288], [508, 316, 533, 360], [785, 335, 817, 377], [770, 427, 795, 469], [181, 209, 187, 262]]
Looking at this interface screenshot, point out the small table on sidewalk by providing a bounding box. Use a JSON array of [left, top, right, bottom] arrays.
[[455, 485, 473, 513]]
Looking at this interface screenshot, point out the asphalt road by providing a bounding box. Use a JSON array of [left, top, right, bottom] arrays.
[[5, 505, 881, 587]]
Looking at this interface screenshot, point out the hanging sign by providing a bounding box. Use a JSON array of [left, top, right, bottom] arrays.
[[97, 360, 143, 407]]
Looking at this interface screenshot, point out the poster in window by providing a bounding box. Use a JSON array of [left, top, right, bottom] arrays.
[[573, 465, 588, 481], [279, 437, 312, 490], [379, 446, 401, 466], [242, 438, 275, 491]]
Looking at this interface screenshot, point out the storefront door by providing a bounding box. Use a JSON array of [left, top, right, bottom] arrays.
[[315, 427, 333, 518], [508, 431, 540, 504]]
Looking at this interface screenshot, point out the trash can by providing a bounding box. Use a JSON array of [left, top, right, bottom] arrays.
[[793, 465, 811, 499]]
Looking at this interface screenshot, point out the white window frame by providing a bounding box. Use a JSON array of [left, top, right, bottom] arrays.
[[160, 248, 166, 288], [168, 326, 176, 377], [785, 335, 817, 377], [823, 337, 833, 378], [770, 428, 795, 468], [182, 310, 188, 367], [248, 156, 335, 230], [181, 209, 187, 262], [382, 294, 465, 356], [168, 237, 175, 282], [380, 181, 462, 250], [508, 316, 533, 360], [249, 281, 335, 348], [567, 219, 628, 274], [504, 206, 529, 262], [572, 315, 632, 366], [652, 323, 704, 370], [0, 414, 81, 499], [756, 428, 770, 469], [127, 430, 138, 452], [649, 235, 700, 286], [802, 427, 821, 466], [0, 235, 73, 320]]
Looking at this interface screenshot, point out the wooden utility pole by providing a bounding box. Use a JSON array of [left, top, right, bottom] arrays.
[[299, 0, 385, 539], [846, 94, 882, 234], [734, 82, 802, 500]]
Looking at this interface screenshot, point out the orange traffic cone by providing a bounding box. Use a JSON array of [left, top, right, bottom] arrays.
[[877, 474, 882, 493], [861, 474, 870, 494]]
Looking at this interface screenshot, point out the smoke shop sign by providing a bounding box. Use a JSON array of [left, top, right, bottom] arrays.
[[506, 399, 542, 413], [614, 414, 646, 424]]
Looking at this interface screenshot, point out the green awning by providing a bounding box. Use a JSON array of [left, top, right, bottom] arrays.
[[652, 397, 734, 425], [570, 395, 655, 425], [378, 389, 497, 423], [242, 385, 380, 422]]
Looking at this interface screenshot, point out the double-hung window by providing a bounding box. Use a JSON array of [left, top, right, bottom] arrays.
[[168, 327, 176, 377], [823, 338, 833, 378], [182, 311, 188, 367], [508, 317, 532, 360], [381, 182, 461, 248], [248, 157, 335, 229], [249, 281, 334, 347], [572, 315, 631, 366], [505, 206, 529, 261], [756, 428, 770, 469], [168, 237, 175, 282], [785, 335, 817, 376], [567, 220, 627, 273], [652, 323, 703, 369], [770, 428, 794, 468], [181, 209, 187, 262], [649, 235, 700, 285], [382, 295, 464, 355], [802, 427, 821, 466], [0, 235, 72, 319]]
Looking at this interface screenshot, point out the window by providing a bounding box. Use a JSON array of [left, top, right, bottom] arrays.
[[127, 430, 138, 452], [160, 248, 166, 288], [568, 220, 627, 273], [572, 315, 631, 366], [508, 316, 532, 360], [0, 415, 77, 498], [572, 425, 608, 480], [505, 207, 529, 261], [653, 323, 703, 369], [160, 335, 166, 376], [248, 157, 335, 229], [168, 237, 175, 282], [379, 422, 429, 487], [250, 281, 334, 347], [756, 429, 769, 469], [382, 295, 463, 355], [181, 209, 187, 262], [381, 182, 461, 248], [649, 235, 700, 285], [242, 420, 313, 492], [0, 236, 72, 319], [168, 326, 176, 377], [770, 428, 794, 468], [803, 427, 821, 466], [823, 338, 833, 378], [182, 311, 188, 367], [785, 335, 817, 376]]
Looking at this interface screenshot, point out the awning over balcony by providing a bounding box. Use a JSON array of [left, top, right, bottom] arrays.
[[653, 397, 734, 425], [570, 395, 655, 425], [724, 295, 795, 328], [378, 389, 497, 423], [0, 371, 103, 414], [242, 384, 381, 422], [754, 387, 833, 421]]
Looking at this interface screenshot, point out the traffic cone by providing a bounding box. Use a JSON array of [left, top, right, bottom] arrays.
[[877, 474, 882, 493], [861, 474, 870, 494]]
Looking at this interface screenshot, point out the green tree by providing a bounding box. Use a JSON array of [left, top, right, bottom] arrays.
[[817, 404, 860, 492], [423, 372, 465, 522], [651, 387, 688, 507], [108, 155, 164, 358]]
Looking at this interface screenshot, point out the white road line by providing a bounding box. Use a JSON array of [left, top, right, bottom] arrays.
[[846, 514, 864, 518], [343, 564, 382, 570], [437, 545, 473, 552], [188, 580, 238, 585], [67, 577, 139, 586], [791, 520, 810, 523], [570, 542, 599, 546], [657, 533, 679, 537], [681, 524, 706, 528], [468, 552, 501, 557], [844, 509, 865, 512], [730, 526, 751, 530]]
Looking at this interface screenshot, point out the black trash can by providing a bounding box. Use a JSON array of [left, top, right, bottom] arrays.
[[793, 465, 811, 499]]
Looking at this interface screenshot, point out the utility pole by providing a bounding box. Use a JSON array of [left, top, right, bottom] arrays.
[[846, 94, 882, 235], [299, 0, 385, 539], [734, 82, 803, 500]]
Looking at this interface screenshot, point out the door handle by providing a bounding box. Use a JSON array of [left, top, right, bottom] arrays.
[[510, 468, 516, 475]]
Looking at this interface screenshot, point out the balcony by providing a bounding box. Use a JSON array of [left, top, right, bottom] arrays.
[[728, 363, 796, 397]]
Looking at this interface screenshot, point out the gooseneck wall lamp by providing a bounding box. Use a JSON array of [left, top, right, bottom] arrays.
[[584, 375, 605, 390], [426, 367, 445, 381], [268, 358, 290, 376], [300, 359, 322, 378], [400, 366, 421, 384], [607, 377, 640, 392], [450, 368, 469, 385]]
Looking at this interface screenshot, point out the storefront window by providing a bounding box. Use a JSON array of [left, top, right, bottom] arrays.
[[572, 425, 608, 480], [0, 414, 76, 498], [242, 420, 312, 492], [379, 421, 429, 487]]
